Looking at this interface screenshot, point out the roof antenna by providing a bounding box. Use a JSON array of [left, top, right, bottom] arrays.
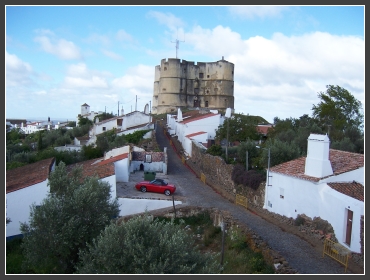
[[171, 28, 185, 59]]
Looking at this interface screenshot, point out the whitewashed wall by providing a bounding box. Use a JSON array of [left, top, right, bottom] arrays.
[[122, 112, 151, 131], [100, 175, 117, 203], [266, 171, 364, 253], [6, 180, 50, 238], [114, 158, 130, 183]]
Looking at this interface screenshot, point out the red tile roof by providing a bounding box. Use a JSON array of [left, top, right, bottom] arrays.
[[269, 149, 364, 182], [186, 131, 207, 138], [256, 125, 272, 135], [327, 181, 364, 202], [98, 153, 129, 166], [6, 158, 55, 194], [67, 158, 115, 179], [180, 113, 218, 124]]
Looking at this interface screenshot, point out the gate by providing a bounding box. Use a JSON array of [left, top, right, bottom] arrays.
[[322, 238, 350, 273], [236, 194, 248, 208]]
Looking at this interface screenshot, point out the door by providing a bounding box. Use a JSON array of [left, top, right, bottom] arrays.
[[345, 209, 353, 245]]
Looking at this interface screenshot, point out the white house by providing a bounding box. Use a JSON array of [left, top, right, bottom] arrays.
[[166, 109, 224, 157], [264, 133, 364, 253], [77, 103, 102, 125], [102, 146, 131, 183], [6, 158, 56, 239]]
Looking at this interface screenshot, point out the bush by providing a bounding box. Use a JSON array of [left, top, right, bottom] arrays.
[[294, 215, 306, 226]]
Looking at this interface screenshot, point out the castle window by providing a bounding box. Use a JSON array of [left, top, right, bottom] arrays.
[[164, 67, 167, 71], [199, 73, 204, 78], [207, 75, 210, 78], [162, 88, 166, 91], [205, 101, 209, 107], [206, 90, 209, 94]]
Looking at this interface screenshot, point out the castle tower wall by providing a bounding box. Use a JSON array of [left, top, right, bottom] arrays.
[[152, 58, 234, 115]]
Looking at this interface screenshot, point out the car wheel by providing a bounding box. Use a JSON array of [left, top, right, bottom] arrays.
[[164, 190, 171, 196], [140, 186, 147, 193]]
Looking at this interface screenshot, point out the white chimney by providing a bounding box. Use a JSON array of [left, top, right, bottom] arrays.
[[177, 108, 183, 122], [304, 134, 333, 178]]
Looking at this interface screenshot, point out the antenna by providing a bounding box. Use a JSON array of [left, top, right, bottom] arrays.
[[171, 28, 185, 59]]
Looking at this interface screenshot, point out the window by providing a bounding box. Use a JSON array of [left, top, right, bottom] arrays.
[[199, 73, 204, 78], [102, 127, 106, 131], [164, 67, 167, 71], [145, 154, 152, 163], [207, 75, 210, 78], [205, 101, 209, 107]]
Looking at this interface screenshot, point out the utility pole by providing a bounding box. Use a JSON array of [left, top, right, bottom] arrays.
[[118, 101, 119, 116], [135, 95, 137, 111]]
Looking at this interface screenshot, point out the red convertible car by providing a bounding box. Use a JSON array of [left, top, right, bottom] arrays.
[[135, 179, 176, 196]]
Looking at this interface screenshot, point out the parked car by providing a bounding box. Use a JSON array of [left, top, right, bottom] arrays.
[[135, 178, 176, 196]]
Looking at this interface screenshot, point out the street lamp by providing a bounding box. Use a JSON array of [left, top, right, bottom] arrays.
[[257, 146, 271, 209]]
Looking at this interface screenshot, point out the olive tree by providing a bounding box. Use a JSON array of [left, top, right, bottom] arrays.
[[76, 213, 222, 274], [20, 162, 120, 274]]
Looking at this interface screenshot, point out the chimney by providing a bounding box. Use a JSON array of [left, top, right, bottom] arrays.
[[304, 134, 333, 178]]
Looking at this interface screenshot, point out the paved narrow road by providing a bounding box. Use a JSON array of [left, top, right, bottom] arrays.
[[154, 123, 353, 274]]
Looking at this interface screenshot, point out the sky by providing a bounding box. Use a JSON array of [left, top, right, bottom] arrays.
[[5, 5, 365, 124]]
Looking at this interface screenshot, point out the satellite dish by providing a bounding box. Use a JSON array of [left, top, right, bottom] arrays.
[[225, 108, 231, 118]]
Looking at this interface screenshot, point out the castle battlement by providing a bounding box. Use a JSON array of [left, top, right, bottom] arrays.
[[152, 57, 235, 115]]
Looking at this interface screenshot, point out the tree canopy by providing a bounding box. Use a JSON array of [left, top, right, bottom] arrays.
[[76, 213, 222, 274], [20, 162, 120, 273], [311, 85, 364, 140]]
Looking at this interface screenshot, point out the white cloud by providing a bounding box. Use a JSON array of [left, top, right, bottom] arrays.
[[34, 35, 82, 60], [5, 52, 33, 87], [147, 11, 185, 31], [84, 33, 111, 47], [228, 6, 289, 20], [112, 64, 153, 90], [180, 25, 364, 122], [116, 29, 134, 42], [63, 63, 109, 88], [102, 49, 123, 61]]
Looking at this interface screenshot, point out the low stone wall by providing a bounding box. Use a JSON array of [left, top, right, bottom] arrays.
[[144, 205, 298, 274]]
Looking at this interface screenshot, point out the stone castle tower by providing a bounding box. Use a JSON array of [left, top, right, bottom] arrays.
[[152, 57, 234, 115]]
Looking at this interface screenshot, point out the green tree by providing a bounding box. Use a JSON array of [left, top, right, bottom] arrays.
[[312, 85, 364, 140], [77, 116, 93, 127], [20, 162, 120, 274], [215, 113, 266, 143], [259, 139, 300, 168], [76, 213, 222, 274], [206, 144, 223, 156], [236, 139, 259, 170], [37, 131, 43, 151]]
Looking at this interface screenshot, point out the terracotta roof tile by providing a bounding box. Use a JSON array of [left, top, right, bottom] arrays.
[[327, 181, 364, 202], [67, 158, 115, 179], [6, 158, 55, 194], [180, 113, 217, 124], [270, 149, 364, 182], [186, 131, 207, 138], [97, 153, 129, 166]]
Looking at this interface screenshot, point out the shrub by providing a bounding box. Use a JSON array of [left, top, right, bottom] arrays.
[[294, 215, 306, 226]]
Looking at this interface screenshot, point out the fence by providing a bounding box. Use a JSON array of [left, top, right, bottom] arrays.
[[322, 238, 350, 273], [236, 194, 248, 208]]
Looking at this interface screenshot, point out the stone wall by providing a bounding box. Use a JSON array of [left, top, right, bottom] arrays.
[[165, 129, 363, 269]]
